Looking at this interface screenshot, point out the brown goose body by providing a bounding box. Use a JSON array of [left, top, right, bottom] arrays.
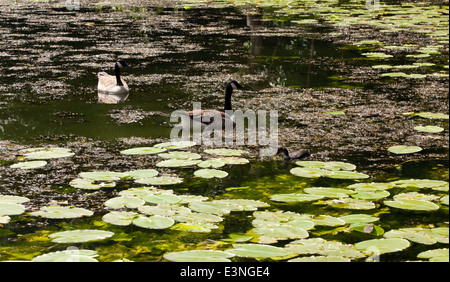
[[97, 60, 130, 104], [276, 147, 311, 161]]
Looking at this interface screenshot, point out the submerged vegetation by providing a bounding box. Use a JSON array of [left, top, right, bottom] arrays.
[[0, 0, 448, 262]]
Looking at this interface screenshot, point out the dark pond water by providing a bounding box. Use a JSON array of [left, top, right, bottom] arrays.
[[0, 0, 448, 262]]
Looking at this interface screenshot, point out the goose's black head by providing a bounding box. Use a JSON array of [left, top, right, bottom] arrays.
[[276, 147, 289, 156], [116, 60, 130, 68], [226, 80, 244, 91]]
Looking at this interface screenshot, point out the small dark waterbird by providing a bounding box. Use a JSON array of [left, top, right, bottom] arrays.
[[276, 147, 311, 161]]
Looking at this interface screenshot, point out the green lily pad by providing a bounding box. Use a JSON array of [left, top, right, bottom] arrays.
[[204, 148, 248, 156], [135, 176, 183, 185], [270, 193, 324, 203], [355, 238, 410, 254], [362, 52, 393, 59], [213, 199, 269, 211], [296, 161, 356, 171], [290, 167, 333, 178], [120, 147, 166, 155], [414, 125, 444, 133], [384, 199, 440, 211], [338, 214, 379, 224], [158, 151, 201, 159], [189, 201, 231, 216], [170, 222, 219, 233], [49, 230, 114, 243], [350, 223, 384, 236], [326, 171, 370, 180], [392, 179, 448, 189], [0, 202, 26, 216], [441, 195, 449, 205], [30, 206, 93, 219], [415, 112, 449, 120], [384, 228, 449, 245], [164, 250, 235, 262], [194, 169, 228, 179], [156, 159, 202, 167], [102, 211, 139, 226], [139, 204, 192, 217], [325, 198, 376, 210], [143, 193, 182, 205], [217, 157, 249, 165], [0, 195, 30, 204], [79, 171, 128, 181], [351, 190, 390, 200], [0, 216, 10, 224], [172, 212, 223, 223], [104, 196, 145, 209], [10, 161, 47, 169], [154, 141, 197, 150], [197, 159, 226, 168], [388, 145, 423, 154], [288, 256, 351, 262], [69, 178, 116, 190], [226, 244, 289, 258], [285, 238, 365, 259], [418, 248, 449, 262], [32, 249, 99, 262], [347, 182, 395, 190], [253, 225, 309, 243], [21, 147, 74, 160], [304, 187, 355, 198], [126, 169, 159, 179], [393, 192, 439, 202], [132, 215, 175, 229]]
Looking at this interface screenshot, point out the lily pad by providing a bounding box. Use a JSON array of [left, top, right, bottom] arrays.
[[217, 157, 249, 165], [288, 256, 351, 262], [270, 193, 324, 203], [392, 179, 448, 189], [154, 141, 197, 150], [164, 250, 235, 262], [204, 148, 248, 156], [132, 215, 175, 229], [30, 206, 93, 219], [304, 187, 355, 198], [139, 204, 192, 217], [347, 182, 395, 190], [0, 202, 26, 216], [388, 145, 423, 154], [104, 196, 145, 209], [126, 169, 159, 179], [384, 228, 449, 245], [0, 195, 30, 204], [120, 147, 166, 155], [415, 112, 449, 120], [79, 171, 128, 181], [69, 178, 116, 190], [102, 211, 139, 226], [414, 125, 444, 133], [158, 151, 201, 159], [354, 238, 410, 255], [31, 249, 99, 262], [197, 159, 226, 168], [143, 193, 182, 205], [384, 199, 440, 211], [194, 169, 228, 179], [49, 230, 114, 243], [189, 201, 231, 216], [156, 159, 202, 168], [418, 248, 449, 262], [326, 171, 370, 180], [226, 244, 289, 258], [338, 214, 379, 224], [290, 167, 333, 178], [171, 222, 219, 233], [135, 176, 183, 186], [296, 161, 356, 171], [351, 190, 390, 200], [325, 198, 376, 210], [21, 147, 74, 160], [10, 161, 47, 169], [285, 238, 365, 259]]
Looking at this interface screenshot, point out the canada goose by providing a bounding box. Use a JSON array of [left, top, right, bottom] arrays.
[[276, 147, 311, 161], [187, 80, 244, 129], [97, 60, 130, 104]]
